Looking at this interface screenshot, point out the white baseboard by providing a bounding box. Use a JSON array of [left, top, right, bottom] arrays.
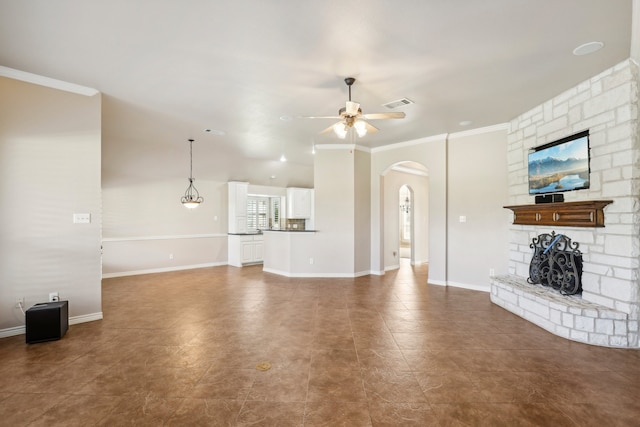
[[263, 267, 372, 278], [446, 280, 491, 293], [428, 279, 447, 286], [427, 278, 490, 292], [0, 325, 26, 339], [69, 312, 103, 325], [384, 264, 400, 271], [0, 311, 103, 339], [102, 262, 226, 278]]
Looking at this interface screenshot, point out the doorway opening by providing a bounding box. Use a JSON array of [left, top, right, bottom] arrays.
[[399, 185, 412, 260], [381, 161, 428, 272]]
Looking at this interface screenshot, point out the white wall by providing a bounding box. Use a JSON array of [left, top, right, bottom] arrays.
[[0, 77, 102, 335], [507, 60, 640, 328]]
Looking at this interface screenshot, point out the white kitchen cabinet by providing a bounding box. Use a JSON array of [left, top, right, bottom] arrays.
[[286, 187, 313, 219], [228, 182, 248, 233], [242, 237, 263, 263], [228, 234, 263, 267]]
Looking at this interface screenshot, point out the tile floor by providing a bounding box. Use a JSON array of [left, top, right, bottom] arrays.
[[1, 260, 639, 426]]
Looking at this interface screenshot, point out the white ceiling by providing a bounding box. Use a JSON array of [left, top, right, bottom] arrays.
[[0, 1, 633, 187]]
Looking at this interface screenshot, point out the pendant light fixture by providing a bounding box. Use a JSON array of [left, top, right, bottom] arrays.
[[180, 139, 204, 208], [400, 196, 410, 214]]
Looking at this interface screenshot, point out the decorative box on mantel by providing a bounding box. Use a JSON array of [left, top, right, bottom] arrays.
[[504, 200, 613, 228]]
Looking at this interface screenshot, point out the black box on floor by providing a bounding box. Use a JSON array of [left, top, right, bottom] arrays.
[[25, 301, 69, 344], [535, 193, 564, 204]]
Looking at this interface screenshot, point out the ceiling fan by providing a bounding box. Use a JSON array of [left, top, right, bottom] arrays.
[[305, 77, 406, 139]]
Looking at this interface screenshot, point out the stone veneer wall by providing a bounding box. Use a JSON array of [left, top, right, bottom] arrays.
[[501, 59, 639, 348]]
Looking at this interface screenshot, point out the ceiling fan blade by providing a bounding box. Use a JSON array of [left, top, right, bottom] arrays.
[[361, 112, 406, 120], [301, 115, 342, 119], [364, 121, 379, 133], [345, 101, 360, 116], [319, 121, 343, 134]]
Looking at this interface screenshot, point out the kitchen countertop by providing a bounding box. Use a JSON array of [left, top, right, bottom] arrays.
[[262, 229, 316, 232]]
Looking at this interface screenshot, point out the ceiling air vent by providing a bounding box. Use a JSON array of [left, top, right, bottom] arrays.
[[382, 98, 414, 110]]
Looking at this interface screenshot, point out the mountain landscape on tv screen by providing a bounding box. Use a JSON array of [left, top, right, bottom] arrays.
[[529, 157, 589, 192]]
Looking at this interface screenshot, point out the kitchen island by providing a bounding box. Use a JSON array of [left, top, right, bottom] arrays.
[[262, 229, 317, 277]]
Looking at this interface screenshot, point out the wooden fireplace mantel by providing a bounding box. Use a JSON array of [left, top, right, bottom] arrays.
[[504, 200, 613, 228]]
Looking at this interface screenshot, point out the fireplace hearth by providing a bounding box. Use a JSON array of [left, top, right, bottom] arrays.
[[528, 231, 583, 295]]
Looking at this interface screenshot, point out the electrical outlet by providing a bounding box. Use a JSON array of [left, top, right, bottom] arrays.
[[169, 253, 174, 260], [15, 297, 24, 308], [489, 268, 495, 277], [309, 257, 314, 265], [49, 292, 59, 302]]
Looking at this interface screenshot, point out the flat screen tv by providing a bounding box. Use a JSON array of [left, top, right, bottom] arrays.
[[528, 130, 590, 195]]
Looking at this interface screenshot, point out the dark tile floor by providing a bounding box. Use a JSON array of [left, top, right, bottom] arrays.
[[1, 260, 639, 426]]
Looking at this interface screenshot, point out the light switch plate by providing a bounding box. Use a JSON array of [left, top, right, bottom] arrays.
[[73, 213, 91, 224]]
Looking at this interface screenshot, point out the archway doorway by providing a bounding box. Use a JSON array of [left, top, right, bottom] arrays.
[[399, 185, 412, 261], [381, 161, 428, 271]]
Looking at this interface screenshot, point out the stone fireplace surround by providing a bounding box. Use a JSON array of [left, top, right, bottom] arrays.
[[496, 59, 640, 348], [491, 275, 635, 347]]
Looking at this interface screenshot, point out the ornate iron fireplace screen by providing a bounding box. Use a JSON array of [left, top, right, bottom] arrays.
[[528, 231, 583, 295]]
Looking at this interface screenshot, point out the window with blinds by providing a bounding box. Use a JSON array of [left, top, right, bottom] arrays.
[[247, 197, 268, 231], [247, 196, 280, 231], [270, 197, 280, 229]]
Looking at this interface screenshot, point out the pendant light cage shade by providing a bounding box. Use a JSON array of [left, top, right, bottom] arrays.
[[181, 139, 204, 208], [400, 196, 410, 214]]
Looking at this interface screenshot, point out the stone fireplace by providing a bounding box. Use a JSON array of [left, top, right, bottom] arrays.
[[492, 59, 640, 348]]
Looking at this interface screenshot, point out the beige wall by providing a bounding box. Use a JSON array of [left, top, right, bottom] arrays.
[[354, 150, 371, 275], [312, 146, 356, 274], [372, 127, 509, 290], [0, 77, 102, 334], [371, 135, 448, 281], [101, 179, 229, 276], [447, 128, 510, 289]]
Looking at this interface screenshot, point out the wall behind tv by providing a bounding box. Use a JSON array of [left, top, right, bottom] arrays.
[[506, 60, 639, 342]]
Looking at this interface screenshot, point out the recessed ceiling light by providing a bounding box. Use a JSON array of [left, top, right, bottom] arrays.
[[203, 128, 225, 135], [280, 155, 287, 162], [279, 115, 293, 121], [270, 175, 277, 179], [459, 120, 472, 126], [572, 41, 604, 56]]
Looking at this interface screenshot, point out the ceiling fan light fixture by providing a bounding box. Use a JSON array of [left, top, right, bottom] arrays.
[[333, 122, 348, 139], [180, 139, 204, 208], [354, 120, 367, 137]]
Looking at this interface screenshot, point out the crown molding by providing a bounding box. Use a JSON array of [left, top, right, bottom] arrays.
[[448, 123, 509, 139], [371, 133, 449, 153], [314, 144, 356, 150], [0, 66, 99, 96]]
